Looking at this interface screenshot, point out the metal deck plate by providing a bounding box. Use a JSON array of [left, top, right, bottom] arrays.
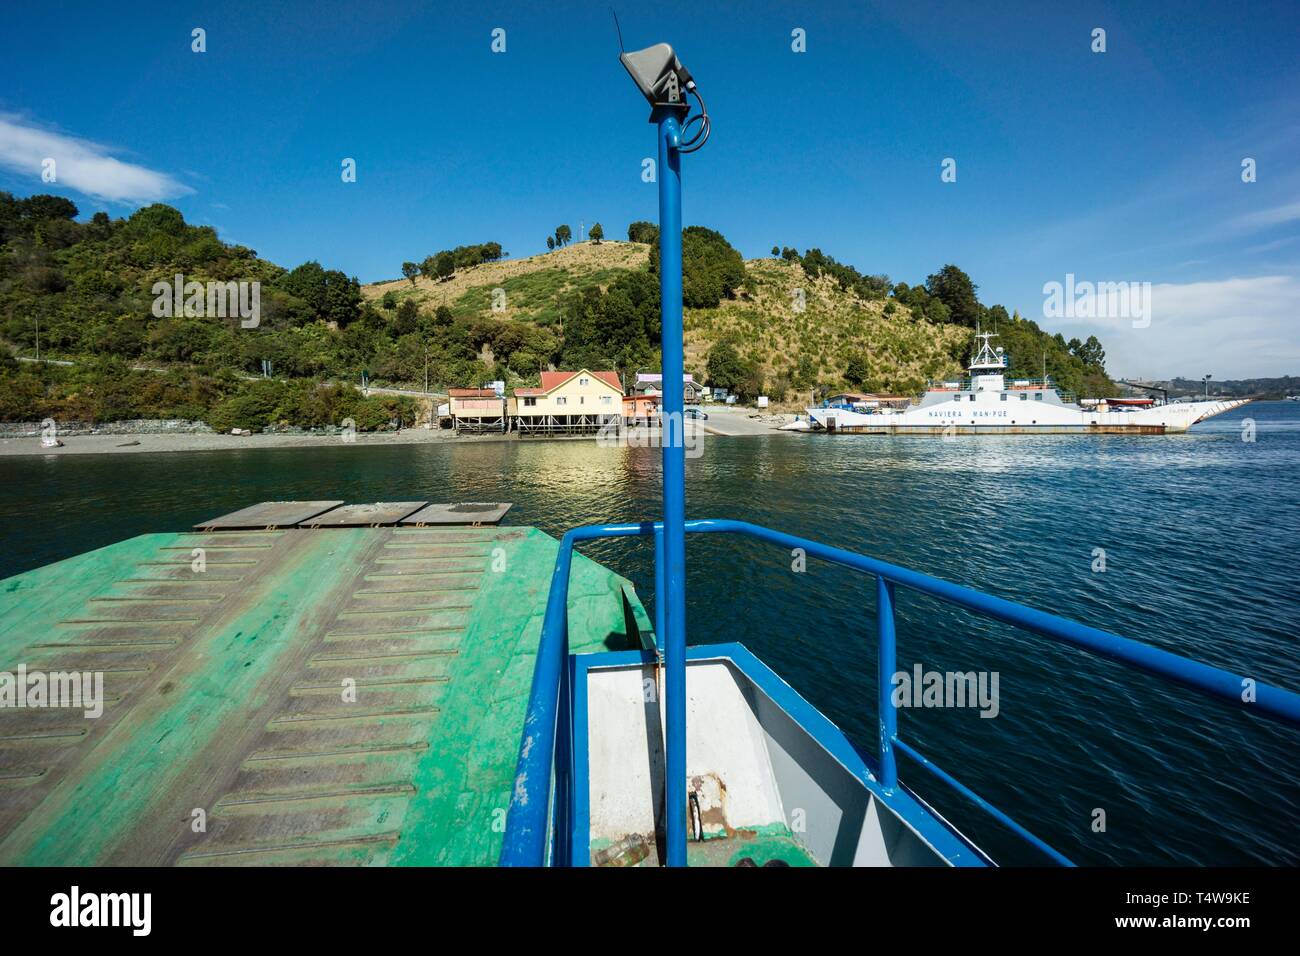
[[399, 502, 513, 527], [300, 502, 428, 528], [193, 501, 344, 531]]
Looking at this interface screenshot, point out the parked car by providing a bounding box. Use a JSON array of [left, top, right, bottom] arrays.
[[684, 407, 709, 421]]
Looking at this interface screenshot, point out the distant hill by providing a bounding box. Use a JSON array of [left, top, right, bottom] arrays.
[[1162, 376, 1300, 400], [362, 241, 968, 400], [361, 238, 1113, 406], [0, 193, 1116, 428]]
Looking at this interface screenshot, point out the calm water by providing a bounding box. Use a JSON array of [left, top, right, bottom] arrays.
[[2, 402, 1297, 865]]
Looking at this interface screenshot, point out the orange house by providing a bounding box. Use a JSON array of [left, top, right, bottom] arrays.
[[622, 393, 660, 424], [448, 388, 506, 433]]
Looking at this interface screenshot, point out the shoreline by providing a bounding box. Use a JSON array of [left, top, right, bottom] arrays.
[[0, 410, 796, 457]]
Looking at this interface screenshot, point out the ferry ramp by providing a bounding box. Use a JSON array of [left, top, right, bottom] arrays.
[[0, 512, 651, 865]]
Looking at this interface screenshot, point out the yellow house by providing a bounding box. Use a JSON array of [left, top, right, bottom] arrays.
[[510, 369, 624, 433]]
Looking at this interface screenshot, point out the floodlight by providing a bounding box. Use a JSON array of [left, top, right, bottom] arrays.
[[617, 36, 710, 152], [620, 42, 693, 105]]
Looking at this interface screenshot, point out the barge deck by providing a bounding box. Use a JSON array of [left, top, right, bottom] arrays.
[[0, 504, 651, 865]]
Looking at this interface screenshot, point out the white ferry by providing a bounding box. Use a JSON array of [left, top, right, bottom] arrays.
[[806, 332, 1250, 435]]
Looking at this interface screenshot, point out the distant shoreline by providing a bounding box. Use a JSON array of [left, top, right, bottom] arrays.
[[0, 409, 794, 457]]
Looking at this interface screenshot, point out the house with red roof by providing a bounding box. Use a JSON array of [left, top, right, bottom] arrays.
[[508, 369, 624, 434]]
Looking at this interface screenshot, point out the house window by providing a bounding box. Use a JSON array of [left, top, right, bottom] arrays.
[[1000, 393, 1008, 401], [968, 394, 976, 402], [1034, 392, 1043, 401], [1019, 393, 1028, 401], [580, 396, 585, 405], [579, 377, 589, 386], [600, 395, 612, 405], [523, 397, 536, 407], [556, 396, 567, 406]]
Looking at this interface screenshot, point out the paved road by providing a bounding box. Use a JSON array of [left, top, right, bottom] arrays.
[[700, 406, 795, 437]]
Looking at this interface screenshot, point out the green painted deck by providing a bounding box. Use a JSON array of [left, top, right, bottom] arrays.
[[0, 525, 650, 865]]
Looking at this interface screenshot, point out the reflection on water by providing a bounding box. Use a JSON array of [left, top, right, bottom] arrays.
[[1, 403, 1297, 865]]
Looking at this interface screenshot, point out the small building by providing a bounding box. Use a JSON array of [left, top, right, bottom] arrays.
[[449, 388, 506, 433], [634, 372, 706, 404], [510, 369, 624, 434], [623, 392, 660, 425]]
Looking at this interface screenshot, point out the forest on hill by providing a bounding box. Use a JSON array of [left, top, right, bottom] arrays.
[[0, 193, 1115, 430]]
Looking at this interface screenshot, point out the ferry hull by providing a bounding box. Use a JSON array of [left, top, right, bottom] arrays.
[[808, 398, 1251, 435]]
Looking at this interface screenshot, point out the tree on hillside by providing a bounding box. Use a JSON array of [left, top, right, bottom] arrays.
[[401, 262, 420, 286], [771, 246, 780, 257], [706, 340, 748, 393], [628, 221, 658, 244], [925, 264, 981, 327], [555, 225, 572, 247], [393, 299, 420, 337], [434, 251, 455, 282], [553, 269, 660, 373], [650, 226, 746, 309], [277, 261, 362, 328], [589, 222, 604, 244], [800, 248, 890, 301], [419, 255, 437, 282], [546, 236, 555, 251], [736, 364, 766, 403], [845, 354, 870, 387], [1073, 335, 1106, 369]]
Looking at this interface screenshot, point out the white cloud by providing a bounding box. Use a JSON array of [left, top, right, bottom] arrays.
[[0, 114, 191, 203], [1231, 199, 1300, 232], [1055, 276, 1300, 379]]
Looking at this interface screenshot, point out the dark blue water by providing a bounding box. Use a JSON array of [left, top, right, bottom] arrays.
[[3, 402, 1297, 865]]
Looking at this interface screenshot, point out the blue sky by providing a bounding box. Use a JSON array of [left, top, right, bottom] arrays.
[[1, 0, 1297, 378]]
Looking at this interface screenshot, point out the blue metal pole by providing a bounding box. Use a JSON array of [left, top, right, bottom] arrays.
[[892, 739, 1074, 866], [653, 104, 689, 868], [552, 645, 572, 867], [654, 525, 666, 648], [876, 576, 898, 791], [501, 532, 576, 865]]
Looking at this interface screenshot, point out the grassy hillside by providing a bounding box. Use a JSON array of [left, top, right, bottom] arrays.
[[0, 194, 1115, 428], [362, 239, 1110, 406], [365, 241, 650, 325], [684, 258, 968, 402], [363, 240, 969, 401]]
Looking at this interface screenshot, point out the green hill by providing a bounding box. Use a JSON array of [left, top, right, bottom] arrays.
[[0, 193, 1116, 429]]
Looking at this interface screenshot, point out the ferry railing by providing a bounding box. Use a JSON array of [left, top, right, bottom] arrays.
[[501, 518, 1300, 867]]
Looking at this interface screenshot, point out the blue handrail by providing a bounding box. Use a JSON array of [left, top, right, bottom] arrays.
[[501, 518, 1300, 866]]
